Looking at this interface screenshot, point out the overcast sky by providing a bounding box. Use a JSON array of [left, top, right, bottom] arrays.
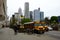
[[7, 0, 60, 18]]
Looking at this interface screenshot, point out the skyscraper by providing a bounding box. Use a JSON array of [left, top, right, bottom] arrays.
[[18, 8, 22, 16], [40, 11, 44, 21], [32, 8, 44, 21], [33, 8, 40, 21], [24, 2, 30, 18]]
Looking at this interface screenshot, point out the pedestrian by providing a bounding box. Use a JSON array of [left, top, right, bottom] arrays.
[[17, 24, 20, 32], [13, 24, 18, 35], [2, 25, 4, 28]]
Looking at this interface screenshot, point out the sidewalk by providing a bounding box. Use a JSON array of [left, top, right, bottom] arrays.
[[0, 27, 14, 40]]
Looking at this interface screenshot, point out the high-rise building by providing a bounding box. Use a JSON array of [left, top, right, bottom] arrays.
[[0, 0, 7, 27], [18, 8, 22, 16], [24, 2, 30, 18], [32, 8, 44, 21], [33, 8, 40, 21], [40, 11, 44, 21]]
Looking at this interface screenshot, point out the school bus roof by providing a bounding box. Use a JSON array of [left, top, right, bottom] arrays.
[[24, 22, 34, 24]]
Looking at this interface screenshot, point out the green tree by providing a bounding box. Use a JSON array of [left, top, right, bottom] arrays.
[[21, 18, 31, 24], [50, 16, 58, 24], [45, 17, 50, 25], [10, 15, 17, 27]]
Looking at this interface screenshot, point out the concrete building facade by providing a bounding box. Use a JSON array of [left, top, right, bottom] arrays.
[[14, 13, 19, 21], [0, 0, 7, 27]]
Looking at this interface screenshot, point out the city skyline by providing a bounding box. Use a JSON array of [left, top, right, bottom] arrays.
[[7, 0, 60, 18]]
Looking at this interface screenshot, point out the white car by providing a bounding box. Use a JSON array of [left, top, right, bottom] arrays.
[[48, 27, 53, 31]]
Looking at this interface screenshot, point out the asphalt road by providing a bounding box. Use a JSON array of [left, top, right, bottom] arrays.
[[45, 31, 60, 39], [0, 27, 60, 40]]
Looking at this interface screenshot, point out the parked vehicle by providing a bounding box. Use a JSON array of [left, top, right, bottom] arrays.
[[24, 22, 34, 33], [48, 27, 53, 31], [44, 25, 49, 31], [34, 23, 45, 34]]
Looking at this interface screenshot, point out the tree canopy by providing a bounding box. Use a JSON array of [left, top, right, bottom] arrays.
[[50, 16, 58, 24], [21, 18, 31, 24], [45, 17, 50, 25], [10, 15, 17, 26]]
